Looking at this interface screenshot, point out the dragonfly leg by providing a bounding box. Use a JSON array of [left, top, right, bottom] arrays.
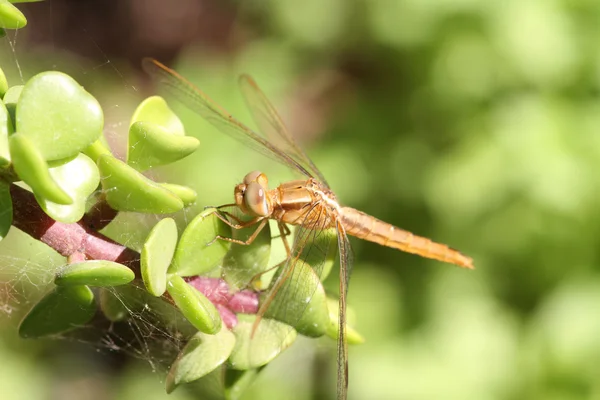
[[209, 218, 268, 246], [207, 207, 260, 230], [246, 222, 292, 290]]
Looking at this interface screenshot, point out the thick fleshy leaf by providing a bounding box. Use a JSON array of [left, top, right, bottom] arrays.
[[3, 84, 22, 123], [16, 71, 103, 161], [0, 99, 12, 163], [55, 260, 135, 287], [0, 67, 7, 98], [99, 288, 128, 322], [127, 121, 199, 171], [18, 285, 96, 338], [160, 183, 197, 206], [222, 215, 271, 290], [141, 218, 178, 296], [263, 260, 329, 337], [83, 139, 112, 163], [167, 274, 222, 334], [170, 208, 231, 276], [325, 298, 365, 345], [300, 227, 338, 281], [130, 95, 185, 135], [9, 132, 72, 205], [166, 328, 236, 393], [229, 314, 296, 370], [98, 154, 184, 213], [225, 369, 261, 400], [0, 0, 27, 29], [0, 180, 12, 240], [36, 153, 100, 223]]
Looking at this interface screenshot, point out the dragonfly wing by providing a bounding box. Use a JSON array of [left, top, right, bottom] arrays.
[[336, 221, 352, 400], [141, 58, 314, 178], [239, 74, 330, 187], [256, 202, 337, 332]]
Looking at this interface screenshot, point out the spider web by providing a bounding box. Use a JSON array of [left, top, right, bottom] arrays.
[[0, 8, 204, 385], [0, 7, 324, 398]]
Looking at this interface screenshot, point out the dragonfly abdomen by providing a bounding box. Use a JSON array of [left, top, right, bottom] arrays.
[[339, 207, 474, 269]]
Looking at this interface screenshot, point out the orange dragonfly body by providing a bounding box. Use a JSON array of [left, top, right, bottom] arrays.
[[142, 58, 474, 399]]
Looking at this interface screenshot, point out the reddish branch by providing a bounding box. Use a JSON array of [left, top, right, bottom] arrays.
[[10, 184, 140, 270], [10, 184, 257, 328]]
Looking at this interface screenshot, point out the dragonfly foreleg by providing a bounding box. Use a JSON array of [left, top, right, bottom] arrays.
[[208, 218, 268, 246], [208, 206, 261, 230]]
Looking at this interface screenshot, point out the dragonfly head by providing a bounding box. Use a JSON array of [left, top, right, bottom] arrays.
[[235, 170, 272, 217]]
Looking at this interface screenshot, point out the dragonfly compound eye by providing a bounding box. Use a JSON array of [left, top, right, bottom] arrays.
[[244, 182, 270, 217], [243, 170, 269, 187], [243, 170, 263, 184]]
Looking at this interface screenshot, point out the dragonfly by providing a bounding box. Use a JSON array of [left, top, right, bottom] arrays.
[[142, 58, 474, 399]]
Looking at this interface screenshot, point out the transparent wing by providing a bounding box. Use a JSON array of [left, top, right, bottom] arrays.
[[254, 204, 352, 398], [141, 58, 314, 178], [238, 75, 330, 187], [336, 221, 352, 400]]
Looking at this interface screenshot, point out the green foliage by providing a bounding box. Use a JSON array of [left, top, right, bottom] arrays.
[[98, 154, 185, 213], [37, 153, 100, 223], [170, 208, 231, 276], [0, 0, 26, 29], [0, 66, 7, 98], [16, 71, 103, 161], [0, 98, 12, 164], [18, 285, 96, 338], [166, 328, 236, 393], [55, 260, 135, 287], [228, 314, 297, 370], [262, 259, 329, 337], [141, 217, 178, 296], [167, 274, 222, 334], [222, 214, 272, 289], [9, 132, 72, 205]]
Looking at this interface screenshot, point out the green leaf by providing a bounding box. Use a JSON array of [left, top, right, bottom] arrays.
[[325, 297, 365, 345], [9, 132, 72, 205], [0, 180, 12, 241], [0, 28, 5, 38], [98, 154, 184, 213], [300, 227, 338, 281], [36, 153, 100, 223], [55, 260, 135, 287], [18, 285, 96, 338], [160, 183, 197, 206], [0, 0, 27, 29], [166, 328, 236, 393], [141, 218, 178, 296], [16, 71, 103, 161], [130, 95, 185, 136], [3, 84, 22, 124], [263, 259, 329, 337], [0, 99, 12, 163], [167, 274, 222, 334], [99, 288, 128, 322], [82, 139, 112, 163], [225, 369, 261, 400], [229, 314, 296, 370], [127, 121, 199, 171], [170, 208, 231, 276], [0, 66, 7, 98], [222, 215, 271, 290]]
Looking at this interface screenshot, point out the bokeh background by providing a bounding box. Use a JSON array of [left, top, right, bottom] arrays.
[[2, 0, 600, 399]]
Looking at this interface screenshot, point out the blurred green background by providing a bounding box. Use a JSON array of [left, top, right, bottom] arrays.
[[3, 0, 600, 399]]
